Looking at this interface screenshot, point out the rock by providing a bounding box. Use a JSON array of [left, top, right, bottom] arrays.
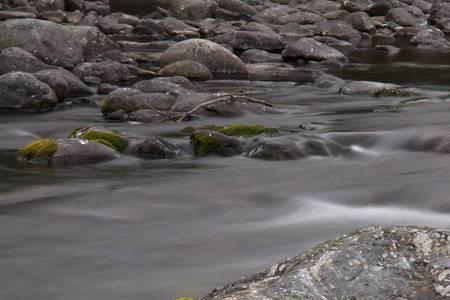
[[68, 126, 129, 152], [309, 0, 342, 13], [215, 0, 257, 16], [190, 130, 242, 157], [97, 16, 133, 35], [215, 31, 285, 52], [84, 1, 110, 15], [17, 138, 119, 165], [0, 71, 57, 112], [73, 61, 130, 84], [97, 83, 118, 94], [385, 6, 427, 27], [340, 80, 416, 96], [317, 20, 362, 46], [240, 49, 283, 63], [132, 77, 196, 97], [282, 38, 348, 64], [64, 0, 83, 11], [345, 12, 376, 33], [430, 0, 450, 31], [158, 60, 213, 81], [158, 17, 200, 37], [110, 0, 217, 21], [128, 109, 169, 123], [0, 10, 36, 20], [34, 68, 93, 98], [374, 44, 401, 55], [413, 0, 432, 14], [314, 74, 346, 91], [0, 47, 54, 75], [201, 226, 450, 300], [247, 63, 324, 82], [35, 0, 65, 12], [132, 137, 181, 159], [159, 39, 248, 77], [101, 88, 176, 117], [0, 19, 119, 68], [245, 135, 332, 160], [410, 28, 450, 48]]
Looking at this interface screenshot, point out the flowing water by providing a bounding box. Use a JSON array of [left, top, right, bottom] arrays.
[[2, 50, 450, 300]]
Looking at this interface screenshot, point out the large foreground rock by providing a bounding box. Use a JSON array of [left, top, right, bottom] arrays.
[[0, 19, 119, 68], [159, 39, 248, 77], [202, 226, 450, 300]]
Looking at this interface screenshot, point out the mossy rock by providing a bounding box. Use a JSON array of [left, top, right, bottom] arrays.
[[374, 88, 413, 97], [182, 124, 278, 137], [18, 138, 58, 162], [191, 132, 226, 157], [68, 127, 128, 152]]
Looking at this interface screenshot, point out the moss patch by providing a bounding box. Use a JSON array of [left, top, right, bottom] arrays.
[[18, 138, 58, 161], [77, 130, 128, 152], [182, 124, 278, 137], [191, 132, 225, 157]]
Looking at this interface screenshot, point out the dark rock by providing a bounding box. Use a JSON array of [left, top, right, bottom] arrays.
[[201, 226, 450, 300], [132, 137, 181, 159], [34, 68, 93, 98], [240, 49, 283, 63], [0, 10, 36, 20], [0, 18, 119, 68], [101, 88, 176, 117], [385, 6, 427, 27], [345, 12, 376, 33], [245, 135, 334, 160], [35, 0, 65, 12], [158, 60, 213, 81], [64, 0, 83, 11], [128, 109, 169, 123], [73, 61, 130, 84], [97, 16, 133, 34], [191, 130, 242, 157], [430, 0, 450, 31], [83, 1, 110, 16], [52, 138, 119, 165], [215, 0, 257, 16], [0, 47, 54, 75], [159, 39, 248, 77], [0, 71, 57, 112], [215, 30, 285, 52], [282, 38, 348, 64], [410, 28, 450, 48], [317, 20, 362, 45], [97, 83, 118, 95]]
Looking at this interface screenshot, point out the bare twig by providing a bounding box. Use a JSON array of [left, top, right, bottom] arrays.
[[176, 94, 273, 122]]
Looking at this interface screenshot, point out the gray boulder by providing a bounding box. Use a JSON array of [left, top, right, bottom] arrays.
[[158, 60, 213, 81], [215, 31, 285, 52], [73, 61, 130, 84], [240, 49, 283, 63], [430, 0, 450, 31], [0, 18, 119, 68], [201, 226, 450, 300], [0, 71, 57, 112], [132, 137, 181, 159], [34, 68, 93, 98], [282, 38, 348, 64], [386, 6, 427, 27], [159, 39, 248, 77], [0, 47, 54, 75]]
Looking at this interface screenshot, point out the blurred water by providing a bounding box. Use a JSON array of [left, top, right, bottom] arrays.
[[2, 50, 450, 300]]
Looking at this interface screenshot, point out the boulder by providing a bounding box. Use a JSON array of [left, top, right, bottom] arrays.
[[0, 18, 119, 68], [73, 61, 130, 84], [158, 60, 213, 81], [201, 226, 450, 300], [245, 135, 332, 160], [430, 0, 450, 31], [159, 39, 248, 77], [215, 31, 285, 52], [0, 47, 54, 75], [132, 137, 181, 159], [282, 38, 348, 64], [18, 138, 119, 165], [0, 71, 57, 112], [240, 49, 283, 63], [385, 6, 427, 27], [215, 0, 257, 16], [34, 68, 93, 98], [190, 130, 242, 157]]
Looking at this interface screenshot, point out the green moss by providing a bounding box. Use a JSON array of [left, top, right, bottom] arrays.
[[191, 132, 225, 157], [18, 138, 58, 161], [216, 124, 278, 136], [78, 130, 128, 152], [182, 124, 278, 137]]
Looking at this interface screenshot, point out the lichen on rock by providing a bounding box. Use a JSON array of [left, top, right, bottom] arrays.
[[18, 138, 58, 162]]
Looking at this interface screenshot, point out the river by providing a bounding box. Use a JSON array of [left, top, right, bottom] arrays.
[[1, 49, 450, 299]]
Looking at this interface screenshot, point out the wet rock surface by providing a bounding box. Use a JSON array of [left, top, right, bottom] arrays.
[[201, 226, 450, 300]]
